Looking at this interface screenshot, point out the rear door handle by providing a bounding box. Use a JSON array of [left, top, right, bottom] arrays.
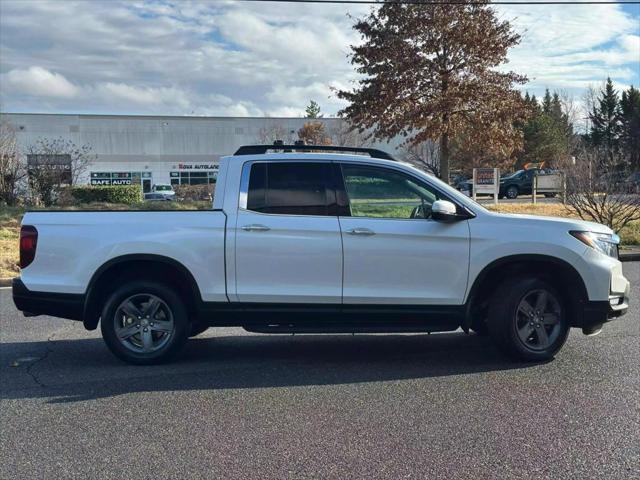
[[241, 224, 270, 232], [347, 227, 376, 236]]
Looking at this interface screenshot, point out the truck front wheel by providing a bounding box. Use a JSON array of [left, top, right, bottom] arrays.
[[100, 281, 189, 365], [488, 276, 570, 361]]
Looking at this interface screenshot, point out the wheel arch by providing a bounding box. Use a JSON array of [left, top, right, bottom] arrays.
[[83, 254, 202, 330], [464, 254, 589, 331]]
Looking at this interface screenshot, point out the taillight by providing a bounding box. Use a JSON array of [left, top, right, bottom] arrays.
[[19, 225, 38, 269]]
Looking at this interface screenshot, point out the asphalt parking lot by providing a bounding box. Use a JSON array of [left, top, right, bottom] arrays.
[[1, 263, 638, 480]]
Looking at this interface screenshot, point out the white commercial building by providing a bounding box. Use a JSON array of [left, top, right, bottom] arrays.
[[6, 113, 408, 193]]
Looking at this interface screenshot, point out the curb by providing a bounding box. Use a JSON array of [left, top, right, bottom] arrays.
[[0, 278, 13, 287], [620, 245, 640, 263], [620, 252, 640, 262]]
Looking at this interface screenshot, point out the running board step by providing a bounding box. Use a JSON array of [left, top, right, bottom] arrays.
[[243, 324, 459, 334]]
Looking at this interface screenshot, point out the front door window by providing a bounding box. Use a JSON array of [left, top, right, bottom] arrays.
[[341, 164, 440, 219]]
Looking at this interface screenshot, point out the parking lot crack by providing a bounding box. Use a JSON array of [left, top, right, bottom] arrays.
[[24, 333, 56, 389]]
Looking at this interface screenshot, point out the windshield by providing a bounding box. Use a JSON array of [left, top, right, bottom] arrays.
[[155, 185, 172, 191], [502, 170, 523, 179]]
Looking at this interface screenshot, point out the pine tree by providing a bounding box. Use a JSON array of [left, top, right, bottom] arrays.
[[304, 100, 322, 119], [620, 85, 640, 170], [542, 89, 553, 115], [589, 77, 622, 163], [519, 90, 572, 167]]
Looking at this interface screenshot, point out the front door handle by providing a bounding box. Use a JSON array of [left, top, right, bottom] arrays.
[[347, 227, 376, 236], [241, 224, 270, 232]]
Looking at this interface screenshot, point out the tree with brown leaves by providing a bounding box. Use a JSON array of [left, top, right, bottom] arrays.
[[297, 121, 332, 145], [338, 0, 528, 181]]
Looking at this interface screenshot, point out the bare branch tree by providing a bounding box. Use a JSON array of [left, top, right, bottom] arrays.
[[0, 115, 26, 206], [401, 141, 440, 176], [564, 145, 640, 233], [255, 124, 296, 144], [26, 137, 96, 206], [327, 119, 372, 147], [558, 89, 581, 127]]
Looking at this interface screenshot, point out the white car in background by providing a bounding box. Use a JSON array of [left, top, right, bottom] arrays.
[[147, 183, 175, 201]]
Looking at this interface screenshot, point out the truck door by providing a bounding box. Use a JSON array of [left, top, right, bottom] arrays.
[[234, 161, 343, 304], [337, 163, 470, 305]]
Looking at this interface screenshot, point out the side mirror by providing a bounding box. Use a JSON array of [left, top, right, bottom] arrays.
[[431, 200, 458, 222]]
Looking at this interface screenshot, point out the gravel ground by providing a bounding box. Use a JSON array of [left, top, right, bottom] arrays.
[[1, 262, 638, 480]]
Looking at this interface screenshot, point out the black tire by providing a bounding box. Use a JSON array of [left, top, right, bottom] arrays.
[[100, 280, 189, 365], [189, 322, 209, 337], [470, 317, 490, 336], [506, 186, 519, 199], [544, 193, 556, 198], [487, 276, 569, 361]]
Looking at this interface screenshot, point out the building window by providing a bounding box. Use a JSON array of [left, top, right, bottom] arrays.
[[169, 170, 217, 185]]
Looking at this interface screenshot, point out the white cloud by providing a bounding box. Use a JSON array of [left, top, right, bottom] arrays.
[[0, 0, 637, 117], [496, 3, 640, 96], [94, 83, 191, 109], [2, 66, 79, 98]]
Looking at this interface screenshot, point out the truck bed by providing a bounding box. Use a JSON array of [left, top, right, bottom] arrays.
[[19, 210, 228, 302]]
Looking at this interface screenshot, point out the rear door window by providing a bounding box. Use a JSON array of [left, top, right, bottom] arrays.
[[246, 162, 333, 216]]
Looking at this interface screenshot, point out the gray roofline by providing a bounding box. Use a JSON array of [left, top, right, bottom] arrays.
[[2, 112, 343, 121]]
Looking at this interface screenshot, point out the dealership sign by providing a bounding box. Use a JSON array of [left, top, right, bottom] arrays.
[[27, 154, 71, 171], [472, 167, 500, 204], [174, 163, 219, 170], [91, 179, 111, 186], [90, 171, 149, 186]]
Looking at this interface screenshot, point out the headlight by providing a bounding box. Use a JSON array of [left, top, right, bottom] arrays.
[[570, 231, 620, 259]]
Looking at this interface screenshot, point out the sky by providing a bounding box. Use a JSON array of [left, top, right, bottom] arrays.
[[0, 0, 638, 118]]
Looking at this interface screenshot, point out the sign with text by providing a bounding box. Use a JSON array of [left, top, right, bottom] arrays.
[[27, 154, 71, 170], [473, 168, 499, 204], [474, 168, 497, 188], [90, 179, 111, 186], [174, 163, 219, 170], [90, 171, 148, 186], [535, 172, 564, 192]]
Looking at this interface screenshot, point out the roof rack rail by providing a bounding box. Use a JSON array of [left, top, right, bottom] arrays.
[[233, 143, 396, 160]]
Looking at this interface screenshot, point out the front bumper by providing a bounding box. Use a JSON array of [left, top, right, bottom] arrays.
[[580, 296, 628, 330], [12, 277, 84, 321]]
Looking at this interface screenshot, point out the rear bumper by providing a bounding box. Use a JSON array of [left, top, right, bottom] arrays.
[[12, 277, 84, 321]]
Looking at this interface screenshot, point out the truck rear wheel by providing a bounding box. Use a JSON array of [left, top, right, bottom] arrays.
[[100, 280, 189, 365], [487, 276, 569, 361]]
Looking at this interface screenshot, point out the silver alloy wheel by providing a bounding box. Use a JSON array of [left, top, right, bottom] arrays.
[[506, 187, 518, 199], [515, 289, 562, 351], [114, 294, 175, 354]]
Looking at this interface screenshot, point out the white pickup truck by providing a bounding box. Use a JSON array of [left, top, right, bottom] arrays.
[[13, 144, 630, 364]]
